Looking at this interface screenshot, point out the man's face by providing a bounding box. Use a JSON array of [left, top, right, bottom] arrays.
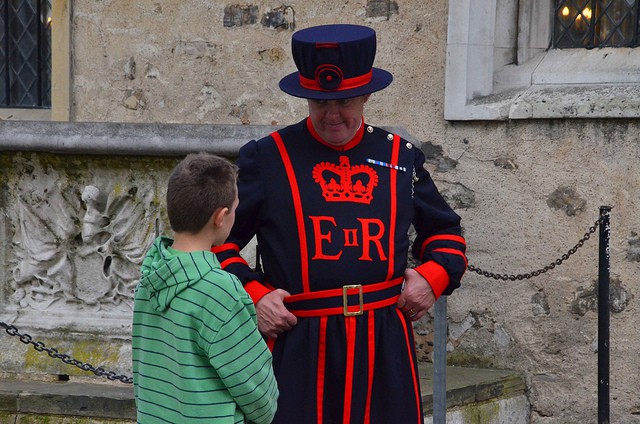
[[307, 95, 370, 147]]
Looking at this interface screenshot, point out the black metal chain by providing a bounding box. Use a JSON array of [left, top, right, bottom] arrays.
[[0, 321, 133, 384], [467, 217, 601, 281], [0, 217, 602, 382]]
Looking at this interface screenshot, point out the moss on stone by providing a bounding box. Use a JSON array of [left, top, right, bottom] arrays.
[[23, 337, 124, 377], [446, 351, 495, 368], [460, 400, 500, 424]]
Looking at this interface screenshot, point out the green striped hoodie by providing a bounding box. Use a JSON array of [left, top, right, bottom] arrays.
[[132, 236, 278, 423]]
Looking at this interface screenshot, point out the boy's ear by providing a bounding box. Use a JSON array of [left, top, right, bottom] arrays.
[[211, 207, 229, 228]]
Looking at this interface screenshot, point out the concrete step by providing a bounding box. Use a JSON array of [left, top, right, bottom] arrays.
[[420, 364, 529, 423], [0, 365, 528, 423], [0, 377, 135, 423]]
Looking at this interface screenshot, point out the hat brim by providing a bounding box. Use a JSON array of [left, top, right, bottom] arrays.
[[278, 67, 393, 100]]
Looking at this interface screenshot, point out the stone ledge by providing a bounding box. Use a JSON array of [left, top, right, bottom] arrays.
[[0, 365, 526, 421], [0, 121, 419, 157], [0, 378, 135, 421], [419, 364, 526, 415]]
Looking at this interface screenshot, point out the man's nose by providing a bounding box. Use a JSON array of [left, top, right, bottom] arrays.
[[325, 103, 341, 116]]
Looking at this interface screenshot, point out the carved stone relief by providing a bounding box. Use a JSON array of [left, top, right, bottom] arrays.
[[6, 154, 167, 315]]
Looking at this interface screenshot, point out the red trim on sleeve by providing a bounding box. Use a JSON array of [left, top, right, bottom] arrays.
[[219, 257, 248, 269], [414, 261, 450, 299], [210, 243, 240, 254], [419, 234, 466, 260], [432, 247, 468, 267], [244, 280, 273, 305]]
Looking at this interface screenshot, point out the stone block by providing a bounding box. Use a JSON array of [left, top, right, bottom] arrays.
[[223, 5, 258, 27], [366, 0, 399, 19]]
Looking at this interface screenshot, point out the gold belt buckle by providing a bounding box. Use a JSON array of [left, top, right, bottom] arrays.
[[342, 284, 364, 316]]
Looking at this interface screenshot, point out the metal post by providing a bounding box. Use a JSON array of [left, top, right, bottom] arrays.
[[433, 296, 447, 423], [598, 206, 611, 424]]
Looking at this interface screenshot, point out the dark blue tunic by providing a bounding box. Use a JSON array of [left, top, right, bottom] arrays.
[[214, 118, 467, 424]]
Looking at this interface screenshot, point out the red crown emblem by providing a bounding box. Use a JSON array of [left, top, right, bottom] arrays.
[[312, 156, 378, 204]]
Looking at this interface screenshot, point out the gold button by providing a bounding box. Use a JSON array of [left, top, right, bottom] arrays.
[[406, 142, 413, 149], [387, 134, 394, 141], [367, 126, 373, 133]]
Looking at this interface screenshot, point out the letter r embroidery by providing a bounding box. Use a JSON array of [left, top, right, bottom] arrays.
[[358, 218, 387, 261]]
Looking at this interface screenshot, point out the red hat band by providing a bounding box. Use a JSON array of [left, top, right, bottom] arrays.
[[299, 67, 373, 92]]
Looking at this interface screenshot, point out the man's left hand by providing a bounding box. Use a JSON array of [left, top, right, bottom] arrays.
[[396, 268, 436, 321]]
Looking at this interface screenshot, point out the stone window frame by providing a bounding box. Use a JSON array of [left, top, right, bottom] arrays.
[[444, 0, 640, 121], [0, 0, 71, 121]]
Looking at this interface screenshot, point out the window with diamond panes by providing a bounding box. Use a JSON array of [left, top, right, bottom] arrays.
[[0, 0, 51, 108], [554, 0, 640, 48]]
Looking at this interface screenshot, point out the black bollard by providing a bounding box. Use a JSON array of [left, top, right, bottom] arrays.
[[598, 206, 611, 424]]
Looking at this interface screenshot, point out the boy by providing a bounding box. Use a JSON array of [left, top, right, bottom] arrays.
[[132, 152, 278, 423]]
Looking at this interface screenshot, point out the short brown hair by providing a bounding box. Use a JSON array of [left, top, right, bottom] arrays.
[[166, 152, 238, 233]]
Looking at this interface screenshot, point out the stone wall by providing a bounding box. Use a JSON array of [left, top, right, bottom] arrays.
[[1, 1, 639, 423], [0, 121, 271, 381]]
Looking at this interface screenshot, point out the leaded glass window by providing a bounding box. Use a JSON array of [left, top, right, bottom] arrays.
[[0, 0, 51, 108], [554, 0, 640, 48]]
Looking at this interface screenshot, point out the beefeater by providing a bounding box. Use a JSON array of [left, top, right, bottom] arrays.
[[213, 23, 467, 424]]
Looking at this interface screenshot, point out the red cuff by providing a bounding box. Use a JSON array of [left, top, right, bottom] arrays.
[[244, 280, 273, 305], [415, 261, 450, 299]]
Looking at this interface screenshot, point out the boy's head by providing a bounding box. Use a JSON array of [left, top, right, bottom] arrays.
[[167, 152, 238, 234]]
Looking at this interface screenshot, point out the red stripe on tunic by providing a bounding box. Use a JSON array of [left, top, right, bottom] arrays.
[[343, 317, 357, 424], [396, 308, 422, 424], [219, 257, 248, 269], [210, 242, 240, 253], [364, 310, 376, 424], [387, 134, 401, 280], [432, 247, 469, 266], [419, 234, 466, 260], [272, 131, 311, 293], [317, 317, 328, 424]]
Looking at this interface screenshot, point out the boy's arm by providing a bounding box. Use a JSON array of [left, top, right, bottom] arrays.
[[208, 294, 278, 424]]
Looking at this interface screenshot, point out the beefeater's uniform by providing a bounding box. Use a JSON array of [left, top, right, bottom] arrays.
[[213, 117, 467, 424]]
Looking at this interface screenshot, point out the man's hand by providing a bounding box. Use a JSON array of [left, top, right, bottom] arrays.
[[396, 268, 436, 321], [255, 289, 298, 338]]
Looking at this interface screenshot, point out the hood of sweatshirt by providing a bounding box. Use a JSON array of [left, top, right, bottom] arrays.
[[138, 236, 219, 311]]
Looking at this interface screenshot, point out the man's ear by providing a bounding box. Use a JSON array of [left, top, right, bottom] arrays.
[[211, 207, 229, 228]]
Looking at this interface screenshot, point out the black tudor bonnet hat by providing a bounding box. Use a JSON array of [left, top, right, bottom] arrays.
[[278, 24, 393, 100]]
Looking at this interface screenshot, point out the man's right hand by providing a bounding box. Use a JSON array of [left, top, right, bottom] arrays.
[[255, 289, 298, 339]]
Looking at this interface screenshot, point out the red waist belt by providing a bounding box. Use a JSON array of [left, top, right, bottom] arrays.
[[283, 277, 404, 317]]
